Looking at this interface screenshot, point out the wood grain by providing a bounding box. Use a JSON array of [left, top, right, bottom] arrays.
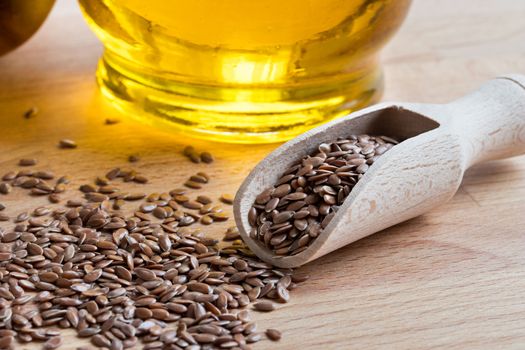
[[1, 0, 525, 349]]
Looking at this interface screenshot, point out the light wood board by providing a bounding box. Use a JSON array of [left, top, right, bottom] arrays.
[[0, 0, 524, 349]]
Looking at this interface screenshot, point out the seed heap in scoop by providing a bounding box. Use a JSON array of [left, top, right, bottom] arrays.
[[248, 134, 398, 256]]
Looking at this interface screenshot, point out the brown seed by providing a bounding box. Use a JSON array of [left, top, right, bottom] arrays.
[[135, 268, 157, 281], [273, 184, 291, 198], [210, 212, 229, 222], [84, 269, 103, 283], [48, 194, 61, 203], [123, 192, 146, 201], [106, 168, 120, 180], [140, 203, 157, 212], [24, 106, 38, 119], [200, 215, 214, 225], [152, 206, 167, 219], [284, 192, 307, 201], [187, 152, 201, 164], [34, 171, 54, 180], [78, 328, 101, 337], [133, 174, 148, 184], [92, 334, 111, 348], [85, 192, 108, 202], [246, 333, 263, 343], [183, 200, 203, 210], [188, 282, 212, 294], [276, 284, 290, 302], [0, 182, 11, 194], [266, 329, 282, 341], [0, 252, 12, 261], [264, 197, 279, 212], [2, 171, 16, 181], [223, 227, 240, 241], [220, 194, 234, 205], [19, 158, 37, 166], [79, 184, 96, 193], [273, 211, 294, 224], [253, 301, 275, 312], [200, 152, 214, 164], [0, 336, 14, 348], [135, 308, 153, 319], [128, 154, 140, 163], [184, 180, 202, 189], [59, 139, 77, 149], [12, 313, 29, 326], [105, 118, 120, 125], [183, 145, 195, 156], [44, 336, 62, 349]]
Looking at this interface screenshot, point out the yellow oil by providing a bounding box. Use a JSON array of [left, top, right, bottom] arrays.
[[78, 0, 411, 143]]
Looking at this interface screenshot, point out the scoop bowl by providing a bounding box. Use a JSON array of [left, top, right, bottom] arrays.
[[234, 75, 525, 268]]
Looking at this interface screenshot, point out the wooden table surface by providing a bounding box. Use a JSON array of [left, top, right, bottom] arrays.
[[1, 1, 525, 349]]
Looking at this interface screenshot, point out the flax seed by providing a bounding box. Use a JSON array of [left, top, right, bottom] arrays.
[[200, 152, 214, 164], [128, 154, 140, 163], [249, 134, 397, 255], [0, 154, 308, 350], [48, 194, 61, 203], [253, 301, 275, 312], [24, 106, 38, 119], [59, 139, 77, 149], [220, 194, 234, 205], [184, 180, 202, 189], [105, 118, 120, 125], [44, 336, 62, 349], [0, 182, 11, 194], [19, 158, 37, 166], [266, 329, 281, 341], [133, 174, 148, 184]]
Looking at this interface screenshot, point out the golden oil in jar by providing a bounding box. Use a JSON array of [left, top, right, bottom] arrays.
[[79, 0, 411, 143]]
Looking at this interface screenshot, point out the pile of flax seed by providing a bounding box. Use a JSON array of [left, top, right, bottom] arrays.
[[0, 153, 307, 349]]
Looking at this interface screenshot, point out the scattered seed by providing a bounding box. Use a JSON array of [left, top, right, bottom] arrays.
[[253, 301, 275, 312], [220, 194, 234, 205], [0, 335, 14, 348], [133, 175, 148, 184], [196, 195, 212, 205], [128, 154, 140, 163], [44, 336, 62, 349], [189, 174, 208, 184], [105, 118, 120, 125], [200, 215, 214, 225], [19, 158, 37, 166], [48, 194, 61, 203], [200, 152, 214, 164], [59, 139, 77, 149], [24, 106, 38, 119], [0, 183, 11, 194], [0, 154, 309, 350], [184, 180, 202, 189], [266, 329, 281, 341], [223, 227, 240, 241]]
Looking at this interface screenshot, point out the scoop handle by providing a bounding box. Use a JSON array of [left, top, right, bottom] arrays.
[[444, 74, 525, 168]]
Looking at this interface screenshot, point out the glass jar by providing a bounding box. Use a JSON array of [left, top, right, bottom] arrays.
[[79, 0, 411, 143]]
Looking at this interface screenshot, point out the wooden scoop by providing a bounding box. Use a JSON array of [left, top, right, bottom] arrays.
[[234, 75, 525, 268]]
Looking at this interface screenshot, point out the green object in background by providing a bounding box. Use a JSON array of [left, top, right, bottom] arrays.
[[0, 0, 55, 56]]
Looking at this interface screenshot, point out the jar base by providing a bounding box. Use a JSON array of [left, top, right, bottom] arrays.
[[97, 53, 383, 144]]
